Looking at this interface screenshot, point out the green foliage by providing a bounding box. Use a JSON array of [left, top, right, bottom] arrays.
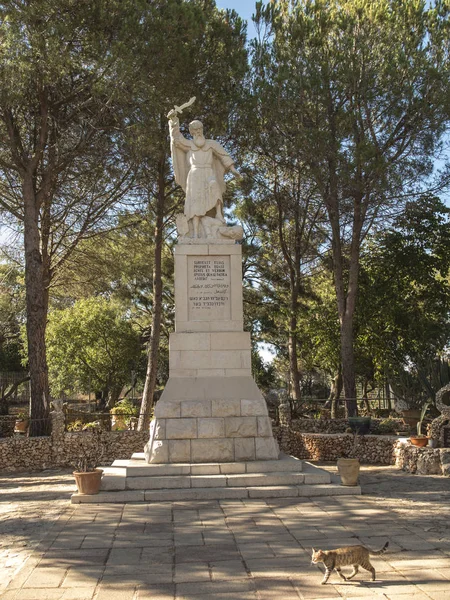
[[46, 297, 142, 402], [377, 417, 401, 435], [357, 195, 450, 393], [0, 263, 25, 372], [245, 0, 450, 406], [66, 419, 84, 432], [110, 398, 138, 416], [71, 429, 110, 472], [417, 400, 432, 436]]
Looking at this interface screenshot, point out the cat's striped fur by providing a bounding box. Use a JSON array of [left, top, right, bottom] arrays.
[[311, 541, 389, 584]]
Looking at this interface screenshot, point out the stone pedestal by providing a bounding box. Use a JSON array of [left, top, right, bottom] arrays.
[[145, 240, 279, 463]]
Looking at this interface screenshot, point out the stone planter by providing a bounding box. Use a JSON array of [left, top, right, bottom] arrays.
[[73, 468, 103, 495], [337, 458, 360, 486], [348, 417, 371, 435], [409, 436, 428, 448]]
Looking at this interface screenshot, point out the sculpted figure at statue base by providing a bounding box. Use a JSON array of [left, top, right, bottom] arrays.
[[168, 101, 241, 240]]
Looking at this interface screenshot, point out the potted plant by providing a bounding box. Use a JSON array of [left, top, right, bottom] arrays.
[[409, 401, 431, 447], [110, 398, 138, 431], [337, 432, 361, 486], [72, 430, 107, 495], [14, 411, 29, 433], [348, 416, 371, 434]]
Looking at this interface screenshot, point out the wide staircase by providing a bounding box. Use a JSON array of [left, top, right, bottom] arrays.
[[71, 453, 361, 503]]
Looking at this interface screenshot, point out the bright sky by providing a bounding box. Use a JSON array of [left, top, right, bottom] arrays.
[[216, 0, 258, 38]]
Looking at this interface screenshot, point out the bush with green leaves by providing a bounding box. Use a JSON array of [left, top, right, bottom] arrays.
[[47, 298, 142, 405]]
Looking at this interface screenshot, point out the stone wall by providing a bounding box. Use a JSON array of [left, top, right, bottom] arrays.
[[291, 417, 405, 434], [276, 427, 450, 476], [394, 441, 450, 476], [0, 416, 16, 438], [0, 410, 148, 473], [276, 427, 396, 464]]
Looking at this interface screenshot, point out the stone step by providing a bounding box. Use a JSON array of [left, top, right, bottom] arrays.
[[71, 482, 361, 504], [112, 453, 304, 477], [100, 470, 320, 492]]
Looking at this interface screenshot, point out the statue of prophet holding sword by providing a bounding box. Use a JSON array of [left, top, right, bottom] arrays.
[[167, 97, 242, 240]]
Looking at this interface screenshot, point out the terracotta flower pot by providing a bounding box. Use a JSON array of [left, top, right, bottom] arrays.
[[73, 468, 103, 495], [409, 436, 429, 448], [337, 458, 360, 486], [14, 419, 29, 433]]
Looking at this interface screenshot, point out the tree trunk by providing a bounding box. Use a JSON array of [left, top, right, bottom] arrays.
[[340, 315, 357, 417], [329, 368, 343, 418], [23, 176, 51, 437], [385, 380, 392, 411], [362, 378, 371, 415], [288, 304, 302, 407], [138, 156, 165, 432]]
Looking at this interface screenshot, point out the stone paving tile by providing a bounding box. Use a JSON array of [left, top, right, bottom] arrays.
[[50, 534, 85, 550], [397, 568, 450, 593], [332, 582, 386, 597], [140, 547, 174, 565], [268, 541, 307, 557], [237, 542, 276, 559], [382, 594, 431, 599], [102, 562, 173, 577], [80, 535, 115, 549], [42, 548, 109, 563], [252, 577, 302, 599], [426, 592, 450, 600], [3, 465, 450, 600], [173, 562, 210, 583], [246, 556, 314, 579], [95, 583, 136, 600], [202, 532, 236, 545], [0, 589, 95, 600], [175, 543, 240, 563], [209, 558, 248, 580], [22, 567, 68, 588], [136, 584, 175, 599], [385, 555, 450, 570], [291, 575, 343, 598], [175, 578, 256, 597], [107, 547, 142, 565], [390, 535, 439, 551], [60, 566, 103, 588]]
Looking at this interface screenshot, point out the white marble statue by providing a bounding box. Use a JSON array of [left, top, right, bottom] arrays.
[[168, 100, 242, 239]]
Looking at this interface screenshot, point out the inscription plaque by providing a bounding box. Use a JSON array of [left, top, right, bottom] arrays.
[[188, 256, 231, 321]]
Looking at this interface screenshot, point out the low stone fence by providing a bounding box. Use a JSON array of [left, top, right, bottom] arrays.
[[0, 410, 148, 473], [0, 416, 16, 438], [276, 426, 450, 476], [394, 441, 450, 476], [291, 417, 405, 435], [276, 427, 396, 464]]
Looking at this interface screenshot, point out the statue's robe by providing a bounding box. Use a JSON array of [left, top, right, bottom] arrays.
[[170, 123, 234, 220]]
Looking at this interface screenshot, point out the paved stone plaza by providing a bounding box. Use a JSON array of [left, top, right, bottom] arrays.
[[1, 465, 450, 599]]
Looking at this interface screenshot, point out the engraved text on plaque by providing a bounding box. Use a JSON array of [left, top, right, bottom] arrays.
[[188, 256, 231, 321]]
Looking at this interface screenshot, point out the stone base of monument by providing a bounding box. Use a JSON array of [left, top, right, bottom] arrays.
[[70, 453, 361, 503], [145, 375, 279, 464]]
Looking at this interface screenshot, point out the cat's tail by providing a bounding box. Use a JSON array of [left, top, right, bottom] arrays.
[[370, 541, 389, 555]]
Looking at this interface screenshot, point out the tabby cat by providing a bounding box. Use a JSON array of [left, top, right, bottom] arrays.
[[311, 541, 389, 584]]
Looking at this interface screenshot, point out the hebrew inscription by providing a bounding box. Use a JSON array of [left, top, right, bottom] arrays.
[[188, 256, 231, 321]]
